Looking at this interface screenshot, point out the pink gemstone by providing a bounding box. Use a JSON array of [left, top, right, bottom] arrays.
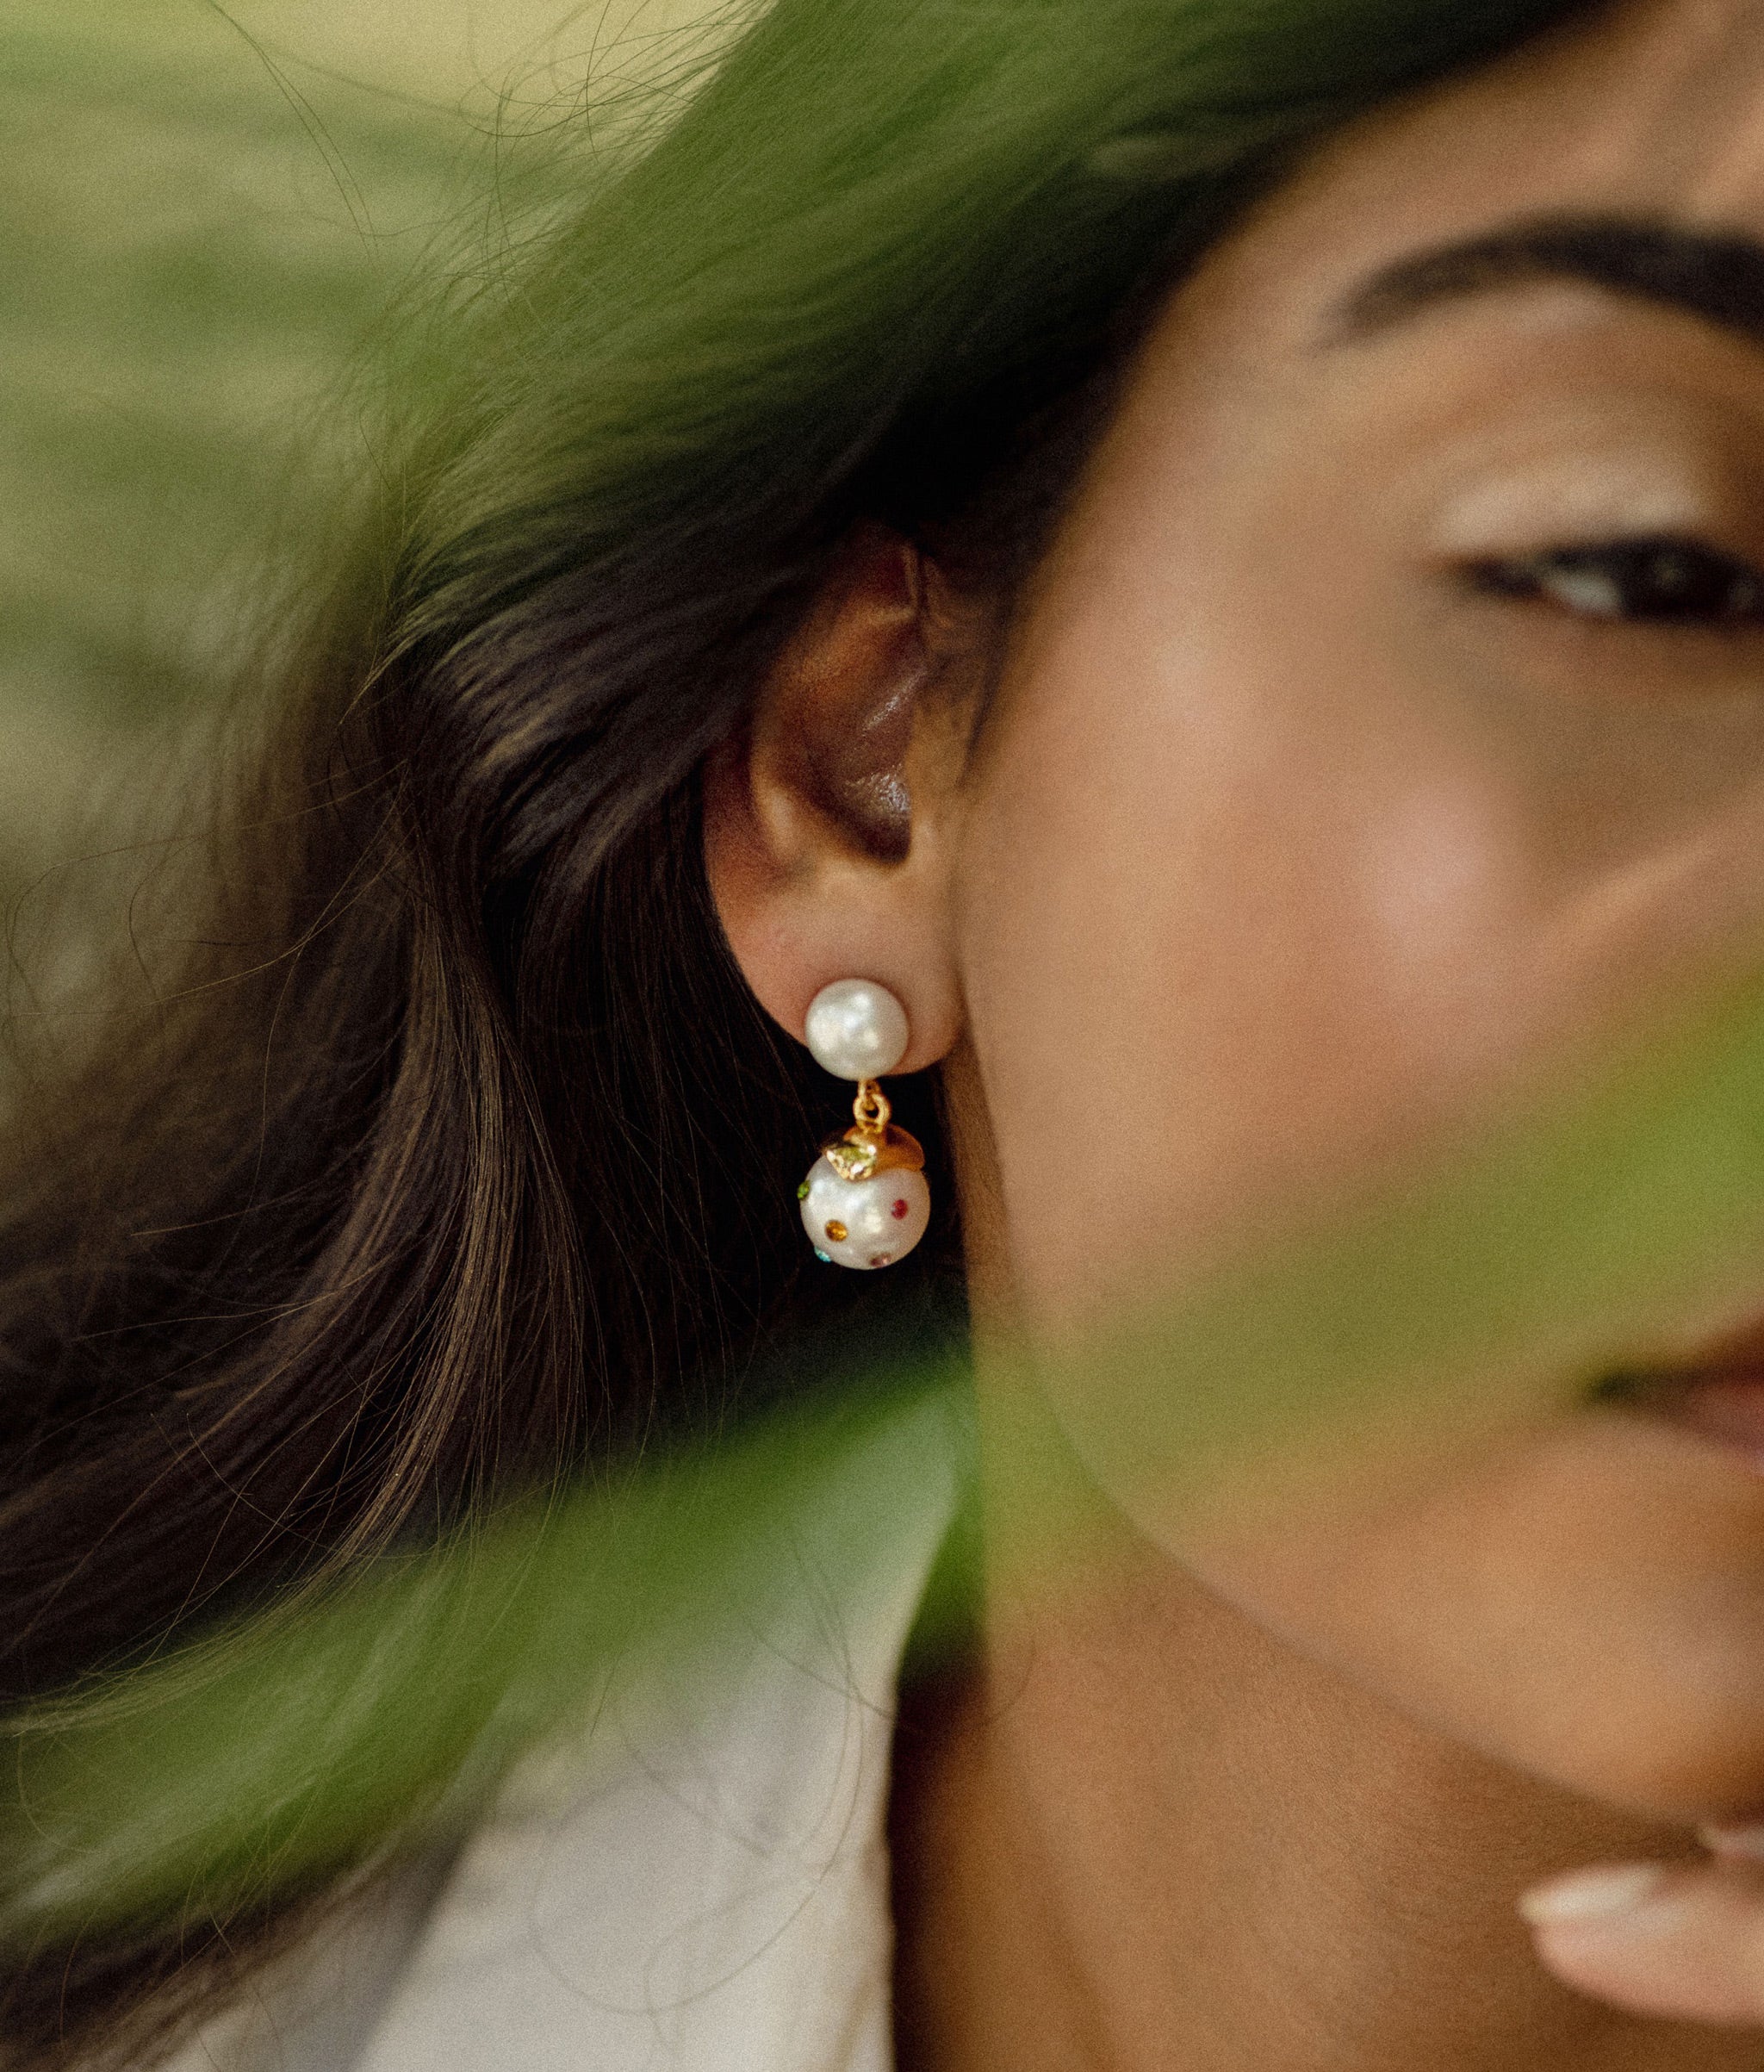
[[891, 1198, 909, 1219], [869, 1254, 892, 1268]]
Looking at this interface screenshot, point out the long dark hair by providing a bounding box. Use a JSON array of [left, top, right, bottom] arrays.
[[0, 0, 1588, 2058]]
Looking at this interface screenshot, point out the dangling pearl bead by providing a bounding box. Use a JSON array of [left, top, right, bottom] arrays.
[[799, 1159, 931, 1270], [804, 979, 909, 1081]]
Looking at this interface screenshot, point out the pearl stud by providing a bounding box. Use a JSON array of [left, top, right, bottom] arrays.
[[804, 979, 910, 1081]]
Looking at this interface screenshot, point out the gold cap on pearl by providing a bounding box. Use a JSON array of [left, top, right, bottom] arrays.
[[820, 1123, 925, 1183]]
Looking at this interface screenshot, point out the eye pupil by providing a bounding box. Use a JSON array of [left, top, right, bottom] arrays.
[[1477, 540, 1764, 625], [1650, 548, 1692, 596]]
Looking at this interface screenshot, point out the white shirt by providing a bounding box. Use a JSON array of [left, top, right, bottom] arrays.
[[169, 1391, 960, 2072]]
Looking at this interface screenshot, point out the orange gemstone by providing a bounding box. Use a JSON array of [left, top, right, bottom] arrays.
[[824, 1220, 848, 1243]]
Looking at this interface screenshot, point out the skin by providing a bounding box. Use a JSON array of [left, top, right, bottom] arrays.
[[706, 0, 1764, 2058]]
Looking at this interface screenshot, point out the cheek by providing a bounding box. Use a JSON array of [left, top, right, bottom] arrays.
[[960, 566, 1764, 1342], [956, 607, 1536, 1336]]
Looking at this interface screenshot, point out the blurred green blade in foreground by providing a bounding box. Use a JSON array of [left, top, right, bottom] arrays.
[[0, 1377, 968, 1939], [8, 968, 1764, 1943]]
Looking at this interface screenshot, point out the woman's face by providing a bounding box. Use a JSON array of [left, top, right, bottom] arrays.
[[952, 0, 1764, 1823]]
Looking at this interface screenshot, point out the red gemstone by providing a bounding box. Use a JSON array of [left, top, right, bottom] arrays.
[[891, 1198, 909, 1219]]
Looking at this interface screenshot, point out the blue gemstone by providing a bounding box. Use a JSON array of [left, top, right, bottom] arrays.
[[813, 1248, 832, 1263]]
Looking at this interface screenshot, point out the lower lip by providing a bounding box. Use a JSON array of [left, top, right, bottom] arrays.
[[1638, 1366, 1764, 1467]]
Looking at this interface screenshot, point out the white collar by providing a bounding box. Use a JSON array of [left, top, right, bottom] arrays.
[[182, 1390, 962, 2072]]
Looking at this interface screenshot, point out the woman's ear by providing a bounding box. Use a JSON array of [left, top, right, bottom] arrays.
[[703, 526, 978, 1072]]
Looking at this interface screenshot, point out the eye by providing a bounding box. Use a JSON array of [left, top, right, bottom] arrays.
[[1469, 538, 1764, 626]]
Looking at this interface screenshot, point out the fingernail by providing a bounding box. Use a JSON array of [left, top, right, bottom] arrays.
[[1519, 1863, 1673, 1928], [1700, 1823, 1764, 1863]]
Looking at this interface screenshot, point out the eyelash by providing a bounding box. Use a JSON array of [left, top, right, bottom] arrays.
[[1467, 538, 1764, 628]]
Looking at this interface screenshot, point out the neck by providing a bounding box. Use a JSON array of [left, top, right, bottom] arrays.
[[889, 1407, 1739, 2072]]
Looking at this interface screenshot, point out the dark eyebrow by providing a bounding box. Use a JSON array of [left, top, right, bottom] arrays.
[[1333, 215, 1764, 354]]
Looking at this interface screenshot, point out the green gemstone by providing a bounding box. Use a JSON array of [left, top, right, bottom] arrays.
[[827, 1140, 878, 1182], [796, 1180, 811, 1199]]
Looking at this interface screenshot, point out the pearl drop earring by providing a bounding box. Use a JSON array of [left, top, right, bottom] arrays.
[[797, 979, 930, 1270]]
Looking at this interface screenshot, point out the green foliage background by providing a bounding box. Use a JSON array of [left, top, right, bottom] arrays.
[[0, 0, 693, 893]]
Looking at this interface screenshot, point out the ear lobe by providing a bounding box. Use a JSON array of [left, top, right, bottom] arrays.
[[702, 526, 972, 1073]]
